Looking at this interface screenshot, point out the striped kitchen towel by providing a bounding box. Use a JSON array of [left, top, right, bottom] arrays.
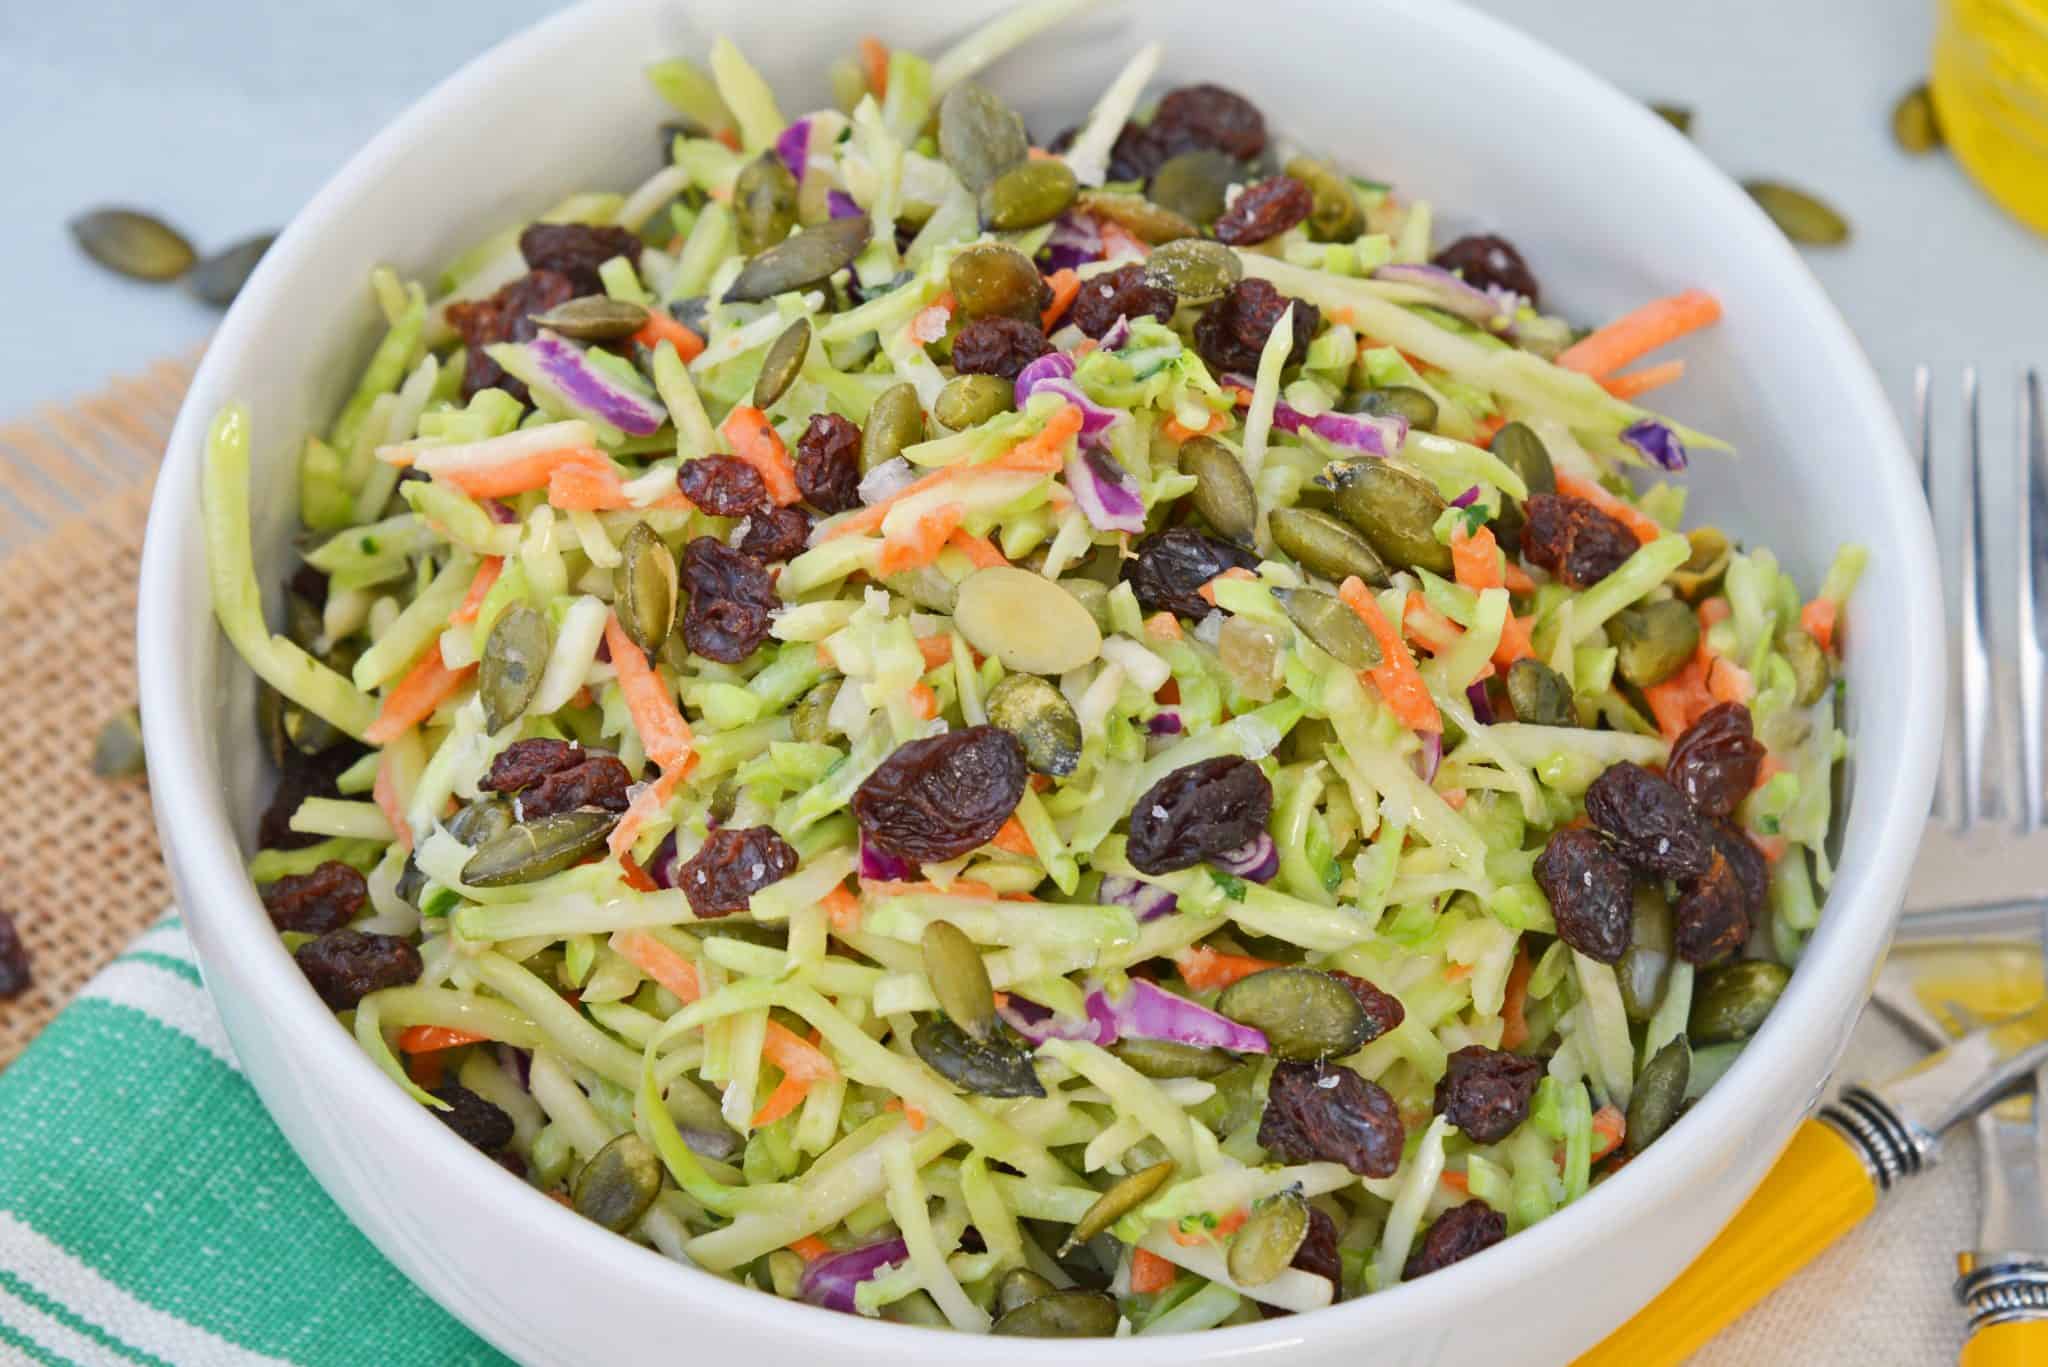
[[0, 916, 507, 1366]]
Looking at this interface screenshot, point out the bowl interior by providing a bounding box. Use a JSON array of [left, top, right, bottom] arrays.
[[139, 0, 1940, 1361]]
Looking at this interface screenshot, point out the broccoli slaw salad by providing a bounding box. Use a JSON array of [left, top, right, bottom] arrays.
[[204, 0, 1867, 1339]]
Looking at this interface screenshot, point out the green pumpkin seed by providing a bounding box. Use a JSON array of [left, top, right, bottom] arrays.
[[753, 317, 812, 409], [724, 216, 871, 303], [980, 158, 1079, 232], [1778, 625, 1833, 706], [985, 673, 1083, 778], [1182, 436, 1258, 545], [792, 677, 843, 744], [992, 1289, 1120, 1337], [1285, 156, 1366, 242], [1491, 422, 1557, 497], [996, 1268, 1058, 1316], [912, 1018, 1044, 1097], [462, 810, 619, 887], [954, 565, 1103, 676], [1650, 103, 1695, 136], [1147, 149, 1242, 226], [933, 373, 1016, 431], [1626, 1036, 1691, 1153], [446, 796, 514, 848], [922, 919, 997, 1039], [734, 152, 801, 255], [1060, 1160, 1175, 1255], [256, 684, 291, 769], [1227, 1189, 1310, 1287], [69, 208, 196, 282], [1673, 527, 1732, 600], [1617, 884, 1675, 1022], [572, 1133, 663, 1232], [613, 523, 678, 653], [188, 232, 275, 307], [1352, 386, 1438, 432], [1329, 462, 1454, 575], [1108, 1037, 1238, 1079], [861, 382, 925, 472], [947, 243, 1045, 322], [1269, 507, 1393, 588], [1744, 180, 1851, 246], [1689, 960, 1790, 1045], [1504, 657, 1575, 727], [479, 605, 552, 732], [91, 704, 146, 779], [884, 567, 959, 614], [938, 81, 1030, 195], [1215, 967, 1373, 1061], [1892, 83, 1943, 155], [1060, 577, 1112, 631], [527, 295, 649, 342], [1142, 238, 1242, 307], [1279, 587, 1383, 670], [1073, 190, 1199, 245], [1608, 598, 1700, 688]]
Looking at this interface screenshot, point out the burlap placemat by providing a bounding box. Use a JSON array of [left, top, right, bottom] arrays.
[[0, 354, 199, 1067]]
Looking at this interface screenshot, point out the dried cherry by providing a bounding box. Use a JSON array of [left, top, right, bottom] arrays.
[[854, 725, 1029, 862], [677, 825, 799, 918], [1259, 1060, 1405, 1178], [1213, 176, 1313, 247], [1584, 761, 1714, 880], [1534, 827, 1635, 963], [950, 316, 1053, 380], [1431, 233, 1541, 307], [427, 1084, 516, 1151], [1126, 756, 1273, 875], [1193, 279, 1319, 376], [1520, 494, 1638, 588], [1122, 528, 1259, 619], [260, 860, 367, 935], [1403, 1202, 1507, 1280], [1434, 1045, 1543, 1144], [517, 223, 643, 296], [793, 412, 863, 513], [677, 455, 770, 518], [680, 537, 778, 664], [1069, 263, 1177, 339], [1667, 702, 1764, 818], [738, 505, 811, 562], [1151, 85, 1268, 162], [445, 268, 576, 402], [295, 928, 421, 1010]]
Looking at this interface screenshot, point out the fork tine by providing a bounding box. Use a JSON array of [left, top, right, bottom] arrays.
[[1920, 366, 1951, 824], [1961, 367, 1996, 826], [2021, 368, 2047, 833]]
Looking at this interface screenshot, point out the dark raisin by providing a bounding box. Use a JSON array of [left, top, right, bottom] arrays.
[[260, 860, 368, 935], [518, 756, 633, 819], [1326, 970, 1406, 1042], [738, 505, 811, 562], [1674, 851, 1752, 965], [1127, 756, 1274, 875], [1259, 1060, 1405, 1178], [0, 911, 29, 999], [1151, 84, 1268, 162], [677, 455, 769, 518], [854, 725, 1029, 863], [427, 1084, 516, 1151], [445, 269, 576, 402], [1193, 278, 1319, 376], [517, 223, 643, 295], [493, 1149, 529, 1180], [1585, 761, 1714, 880], [950, 316, 1053, 380], [258, 740, 370, 851], [1291, 1203, 1342, 1287], [1706, 816, 1769, 916], [677, 825, 799, 918], [288, 562, 331, 610], [1107, 121, 1175, 183], [1069, 263, 1177, 340], [295, 928, 422, 1010], [1431, 234, 1540, 308], [481, 738, 582, 793], [1520, 494, 1637, 589], [1434, 1045, 1543, 1143], [1534, 827, 1635, 963], [793, 412, 863, 513], [1403, 1201, 1507, 1280], [1213, 176, 1313, 247], [680, 537, 778, 664], [1667, 702, 1765, 818], [1122, 528, 1259, 619]]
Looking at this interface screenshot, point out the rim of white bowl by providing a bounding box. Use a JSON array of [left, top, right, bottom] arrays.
[[137, 0, 1941, 1359]]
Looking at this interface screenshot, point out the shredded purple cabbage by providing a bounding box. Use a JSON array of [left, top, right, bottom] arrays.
[[647, 831, 684, 889], [1064, 446, 1146, 533], [1413, 729, 1443, 782], [1039, 213, 1103, 273], [999, 979, 1270, 1054], [483, 498, 519, 524], [527, 331, 668, 436], [825, 189, 863, 220], [1620, 418, 1688, 472], [775, 119, 811, 183], [1098, 315, 1133, 350], [1146, 709, 1183, 736], [799, 1237, 910, 1313], [1374, 262, 1521, 328], [1211, 831, 1278, 882], [858, 839, 918, 882], [1098, 874, 1179, 922], [1271, 402, 1407, 458], [1466, 680, 1495, 725], [1451, 484, 1481, 509]]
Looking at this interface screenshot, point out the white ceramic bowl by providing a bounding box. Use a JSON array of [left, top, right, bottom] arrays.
[[137, 1, 1942, 1362]]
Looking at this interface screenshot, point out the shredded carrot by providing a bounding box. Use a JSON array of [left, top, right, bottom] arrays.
[[876, 502, 966, 576], [1040, 268, 1081, 330], [633, 312, 706, 362], [608, 767, 681, 860], [908, 681, 939, 720], [1155, 678, 1181, 705], [752, 1068, 811, 1128], [1500, 948, 1533, 1051], [1340, 577, 1442, 734], [371, 748, 414, 852], [1756, 834, 1789, 862], [365, 651, 476, 745], [821, 885, 862, 935], [1224, 384, 1254, 409], [1643, 652, 1714, 741], [1327, 306, 1358, 327], [1706, 654, 1753, 705], [764, 1021, 836, 1082], [1162, 409, 1230, 442], [1444, 961, 1474, 982], [1439, 1169, 1471, 1194], [1175, 945, 1283, 993], [719, 406, 802, 506], [1130, 1247, 1178, 1294], [1555, 472, 1665, 546], [546, 459, 633, 511], [1590, 1105, 1627, 1161], [1450, 524, 1505, 593], [1493, 613, 1536, 669], [616, 848, 660, 894], [861, 879, 999, 900], [451, 557, 504, 625], [1801, 597, 1838, 653], [398, 1025, 486, 1053], [1474, 414, 1506, 448], [408, 1051, 445, 1090], [915, 635, 955, 669], [438, 445, 613, 500], [1556, 289, 1723, 379], [1598, 359, 1686, 400], [989, 815, 1035, 856], [789, 1235, 833, 1263], [883, 1097, 930, 1131], [858, 36, 889, 97], [1195, 565, 1258, 606], [612, 928, 700, 1003], [1698, 597, 1733, 629], [946, 526, 1007, 568], [713, 127, 741, 153], [1442, 788, 1468, 809], [603, 614, 695, 773], [1503, 562, 1538, 595], [1402, 592, 1465, 657], [1144, 611, 1184, 642], [1754, 753, 1784, 791], [821, 404, 1079, 543]]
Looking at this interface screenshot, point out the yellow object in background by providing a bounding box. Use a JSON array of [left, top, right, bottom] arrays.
[[1933, 0, 2048, 235], [1959, 1318, 2048, 1366]]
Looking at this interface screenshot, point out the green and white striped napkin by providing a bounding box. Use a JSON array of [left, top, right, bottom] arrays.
[[0, 916, 508, 1366]]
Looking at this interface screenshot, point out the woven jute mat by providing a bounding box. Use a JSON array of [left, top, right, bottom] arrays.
[[0, 353, 200, 1067]]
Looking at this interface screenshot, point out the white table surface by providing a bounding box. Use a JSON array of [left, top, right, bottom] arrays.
[[6, 1, 2045, 1362]]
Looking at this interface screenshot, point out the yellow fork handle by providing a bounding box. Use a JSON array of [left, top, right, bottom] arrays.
[[1963, 1321, 2048, 1366], [1576, 1118, 1879, 1367]]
